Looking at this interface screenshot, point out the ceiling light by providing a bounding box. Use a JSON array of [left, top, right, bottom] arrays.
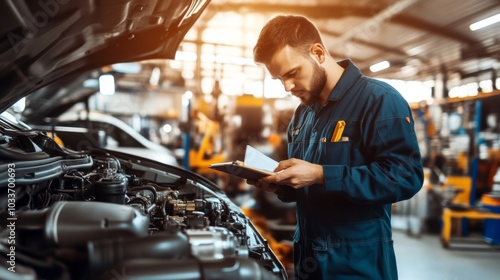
[[370, 61, 390, 72], [469, 13, 500, 31]]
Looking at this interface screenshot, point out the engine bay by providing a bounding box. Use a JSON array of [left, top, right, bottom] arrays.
[[0, 129, 286, 280]]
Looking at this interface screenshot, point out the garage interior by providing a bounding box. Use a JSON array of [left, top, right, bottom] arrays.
[[4, 0, 500, 279]]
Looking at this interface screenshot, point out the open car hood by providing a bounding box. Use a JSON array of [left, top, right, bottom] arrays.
[[0, 0, 209, 112]]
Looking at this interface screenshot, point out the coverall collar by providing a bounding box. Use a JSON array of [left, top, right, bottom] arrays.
[[326, 59, 362, 102]]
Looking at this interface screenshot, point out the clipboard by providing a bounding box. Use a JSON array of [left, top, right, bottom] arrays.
[[209, 160, 275, 181], [209, 157, 297, 203]]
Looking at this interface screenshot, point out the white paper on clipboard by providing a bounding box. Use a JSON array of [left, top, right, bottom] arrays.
[[244, 145, 278, 173]]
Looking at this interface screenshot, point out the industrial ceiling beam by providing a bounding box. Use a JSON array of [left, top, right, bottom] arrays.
[[330, 0, 419, 46], [209, 2, 479, 46], [321, 29, 414, 58]]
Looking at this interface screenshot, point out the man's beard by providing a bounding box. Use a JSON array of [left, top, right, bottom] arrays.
[[301, 62, 327, 106]]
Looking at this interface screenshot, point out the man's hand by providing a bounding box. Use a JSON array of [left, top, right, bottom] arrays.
[[255, 158, 324, 191], [247, 179, 279, 192]]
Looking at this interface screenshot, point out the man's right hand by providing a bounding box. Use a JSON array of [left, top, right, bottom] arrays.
[[246, 179, 279, 192], [247, 179, 297, 203]]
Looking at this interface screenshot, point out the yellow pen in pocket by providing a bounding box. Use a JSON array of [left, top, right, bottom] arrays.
[[330, 120, 346, 142]]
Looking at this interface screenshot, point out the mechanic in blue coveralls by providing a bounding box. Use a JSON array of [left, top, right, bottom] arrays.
[[250, 15, 423, 280]]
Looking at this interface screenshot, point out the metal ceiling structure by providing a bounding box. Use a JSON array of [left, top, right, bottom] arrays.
[[195, 0, 500, 89]]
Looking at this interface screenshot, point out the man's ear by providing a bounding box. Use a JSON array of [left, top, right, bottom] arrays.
[[311, 43, 326, 63]]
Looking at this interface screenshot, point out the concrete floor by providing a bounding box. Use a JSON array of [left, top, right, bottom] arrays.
[[393, 225, 500, 280]]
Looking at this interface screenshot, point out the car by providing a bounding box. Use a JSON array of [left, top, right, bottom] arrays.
[[0, 1, 287, 279], [30, 110, 182, 167]]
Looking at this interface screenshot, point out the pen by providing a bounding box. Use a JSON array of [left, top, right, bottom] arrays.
[[330, 120, 346, 142]]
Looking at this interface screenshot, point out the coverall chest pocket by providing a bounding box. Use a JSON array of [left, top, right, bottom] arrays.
[[319, 141, 350, 166]]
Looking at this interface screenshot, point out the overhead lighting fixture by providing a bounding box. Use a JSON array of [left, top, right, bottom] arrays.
[[469, 13, 500, 31], [370, 61, 390, 72]]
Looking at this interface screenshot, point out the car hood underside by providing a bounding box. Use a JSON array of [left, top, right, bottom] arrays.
[[0, 0, 209, 112]]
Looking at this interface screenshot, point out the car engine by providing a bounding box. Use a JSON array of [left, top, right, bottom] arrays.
[[0, 127, 287, 280]]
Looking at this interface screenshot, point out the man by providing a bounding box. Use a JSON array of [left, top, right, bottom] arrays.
[[251, 15, 423, 279]]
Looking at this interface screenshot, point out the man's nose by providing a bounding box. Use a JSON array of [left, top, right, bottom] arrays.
[[283, 79, 295, 92]]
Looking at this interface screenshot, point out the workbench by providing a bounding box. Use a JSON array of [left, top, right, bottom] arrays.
[[440, 207, 500, 248]]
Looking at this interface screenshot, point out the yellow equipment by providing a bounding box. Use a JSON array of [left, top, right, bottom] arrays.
[[439, 176, 500, 248], [189, 112, 226, 178], [441, 207, 500, 248]]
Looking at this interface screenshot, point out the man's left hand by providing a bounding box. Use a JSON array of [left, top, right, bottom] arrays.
[[259, 158, 324, 189]]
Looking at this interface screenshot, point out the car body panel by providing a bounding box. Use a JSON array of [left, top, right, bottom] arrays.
[[31, 111, 181, 166]]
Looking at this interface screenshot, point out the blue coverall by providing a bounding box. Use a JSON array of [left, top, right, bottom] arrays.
[[286, 59, 424, 280]]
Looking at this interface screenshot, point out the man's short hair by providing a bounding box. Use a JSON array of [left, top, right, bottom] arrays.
[[253, 14, 325, 64]]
